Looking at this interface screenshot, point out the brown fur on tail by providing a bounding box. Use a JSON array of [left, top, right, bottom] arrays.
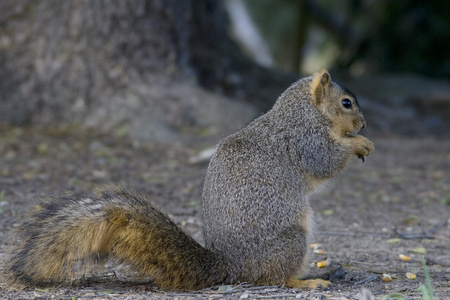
[[7, 187, 229, 290]]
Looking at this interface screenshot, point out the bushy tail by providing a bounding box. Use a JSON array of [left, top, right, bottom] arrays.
[[7, 186, 229, 290]]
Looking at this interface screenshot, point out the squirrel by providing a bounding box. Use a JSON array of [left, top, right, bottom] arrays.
[[6, 70, 373, 290]]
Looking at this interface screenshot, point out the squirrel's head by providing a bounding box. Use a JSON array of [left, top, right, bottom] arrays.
[[310, 70, 367, 137]]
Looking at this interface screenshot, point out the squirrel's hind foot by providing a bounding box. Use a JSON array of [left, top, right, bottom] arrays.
[[286, 278, 331, 289]]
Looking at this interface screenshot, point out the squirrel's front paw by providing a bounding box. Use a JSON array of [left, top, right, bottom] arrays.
[[352, 136, 374, 163]]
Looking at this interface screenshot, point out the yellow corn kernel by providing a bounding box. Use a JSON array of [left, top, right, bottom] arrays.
[[314, 249, 325, 255], [399, 254, 411, 261], [381, 273, 392, 282], [406, 272, 416, 280], [309, 243, 320, 249], [316, 260, 328, 268]]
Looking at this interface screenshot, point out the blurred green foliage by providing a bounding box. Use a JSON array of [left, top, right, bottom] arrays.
[[243, 0, 450, 78], [377, 1, 450, 77], [244, 0, 299, 71]]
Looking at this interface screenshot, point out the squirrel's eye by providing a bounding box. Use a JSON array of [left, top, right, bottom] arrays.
[[342, 98, 352, 109]]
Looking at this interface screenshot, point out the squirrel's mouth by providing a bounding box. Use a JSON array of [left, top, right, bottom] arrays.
[[346, 118, 366, 137], [345, 127, 363, 137], [345, 131, 358, 137]]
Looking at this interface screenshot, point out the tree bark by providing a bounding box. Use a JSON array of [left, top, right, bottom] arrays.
[[1, 0, 182, 124], [0, 0, 293, 133]]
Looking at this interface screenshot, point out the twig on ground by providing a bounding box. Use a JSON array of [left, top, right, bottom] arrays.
[[353, 275, 379, 286], [425, 257, 450, 267], [318, 231, 389, 238], [319, 220, 448, 240], [221, 285, 279, 294], [393, 221, 447, 239], [195, 284, 280, 295], [257, 294, 303, 299], [169, 285, 291, 298], [393, 229, 434, 239]]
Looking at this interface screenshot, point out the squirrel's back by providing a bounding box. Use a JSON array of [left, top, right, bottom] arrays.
[[202, 75, 324, 284]]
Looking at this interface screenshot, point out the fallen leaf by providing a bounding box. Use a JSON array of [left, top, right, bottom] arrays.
[[387, 238, 401, 244], [218, 285, 233, 292], [323, 209, 334, 215], [412, 247, 427, 254]]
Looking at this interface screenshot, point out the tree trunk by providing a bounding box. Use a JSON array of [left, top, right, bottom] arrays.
[[0, 0, 293, 142]]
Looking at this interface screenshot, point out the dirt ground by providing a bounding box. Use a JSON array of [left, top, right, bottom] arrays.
[[0, 125, 449, 299]]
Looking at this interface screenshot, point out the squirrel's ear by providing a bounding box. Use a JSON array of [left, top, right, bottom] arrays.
[[310, 69, 331, 104]]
